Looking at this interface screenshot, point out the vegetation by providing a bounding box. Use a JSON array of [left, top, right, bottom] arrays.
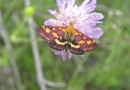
[[0, 0, 130, 90]]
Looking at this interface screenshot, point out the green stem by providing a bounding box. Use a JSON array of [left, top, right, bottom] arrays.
[[67, 54, 90, 90]]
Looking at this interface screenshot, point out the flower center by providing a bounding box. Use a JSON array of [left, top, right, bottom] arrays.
[[62, 23, 81, 41], [67, 23, 76, 34], [66, 23, 81, 36]]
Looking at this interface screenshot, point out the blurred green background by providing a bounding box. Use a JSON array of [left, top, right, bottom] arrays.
[[0, 0, 130, 90]]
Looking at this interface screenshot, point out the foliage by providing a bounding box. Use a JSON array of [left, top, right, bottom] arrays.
[[0, 0, 130, 90]]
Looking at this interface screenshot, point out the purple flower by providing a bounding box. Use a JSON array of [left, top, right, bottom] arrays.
[[44, 0, 104, 61]]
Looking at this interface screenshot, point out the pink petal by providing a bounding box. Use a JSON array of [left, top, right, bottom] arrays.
[[84, 0, 97, 13], [86, 27, 103, 38], [89, 13, 104, 20], [44, 19, 57, 26], [54, 51, 62, 55], [81, 0, 90, 6], [48, 9, 58, 17], [56, 0, 66, 11], [61, 50, 67, 61], [54, 50, 72, 61], [68, 50, 72, 59], [66, 0, 75, 7]]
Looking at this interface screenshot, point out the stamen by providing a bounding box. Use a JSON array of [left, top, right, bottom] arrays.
[[67, 23, 81, 36]]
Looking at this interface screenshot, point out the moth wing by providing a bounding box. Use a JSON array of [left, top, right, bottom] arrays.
[[69, 46, 84, 55], [48, 39, 67, 51], [38, 26, 66, 42], [73, 30, 97, 52]]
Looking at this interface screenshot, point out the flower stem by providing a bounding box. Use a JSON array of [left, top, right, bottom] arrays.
[[67, 54, 90, 90]]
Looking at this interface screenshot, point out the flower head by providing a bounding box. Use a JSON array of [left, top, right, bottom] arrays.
[[43, 0, 104, 61]]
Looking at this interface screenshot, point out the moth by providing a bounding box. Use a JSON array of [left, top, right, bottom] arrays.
[[38, 23, 97, 55]]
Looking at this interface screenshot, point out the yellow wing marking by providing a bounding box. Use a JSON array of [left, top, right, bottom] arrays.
[[78, 40, 85, 45], [61, 29, 66, 32], [42, 26, 45, 29], [45, 28, 50, 33], [52, 32, 59, 38], [52, 28, 56, 30], [83, 36, 86, 39], [55, 39, 68, 45], [69, 42, 80, 49], [59, 27, 61, 30], [87, 40, 92, 45]]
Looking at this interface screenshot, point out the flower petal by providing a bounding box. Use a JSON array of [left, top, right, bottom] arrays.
[[87, 27, 103, 38], [56, 0, 66, 11], [54, 50, 72, 60], [68, 50, 72, 59], [44, 19, 57, 26], [83, 0, 97, 13], [81, 0, 90, 6], [66, 0, 75, 7], [89, 13, 104, 20], [61, 50, 67, 61], [48, 9, 58, 17], [54, 51, 62, 55]]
